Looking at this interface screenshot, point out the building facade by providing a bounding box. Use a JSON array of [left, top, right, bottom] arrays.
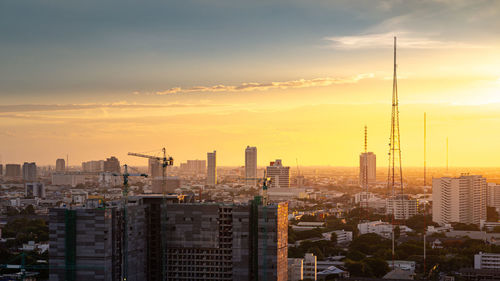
[[266, 160, 290, 189], [5, 164, 21, 178], [22, 162, 37, 181], [104, 156, 121, 174], [245, 146, 257, 187], [207, 151, 217, 186], [49, 196, 288, 281], [487, 183, 500, 211], [475, 252, 500, 270], [56, 158, 66, 172], [359, 152, 376, 186], [433, 175, 487, 225], [386, 195, 418, 220]]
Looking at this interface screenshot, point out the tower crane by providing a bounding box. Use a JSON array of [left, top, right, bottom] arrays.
[[127, 147, 173, 280], [113, 164, 148, 281], [240, 172, 272, 205]]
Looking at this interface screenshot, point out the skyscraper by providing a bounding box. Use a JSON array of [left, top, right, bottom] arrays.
[[359, 152, 376, 186], [207, 150, 217, 186], [245, 146, 257, 186], [432, 175, 487, 225], [266, 160, 290, 188], [22, 162, 37, 181], [5, 164, 21, 178], [56, 158, 66, 172]]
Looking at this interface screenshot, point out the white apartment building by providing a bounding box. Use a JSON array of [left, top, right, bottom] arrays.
[[266, 159, 290, 188], [288, 258, 303, 281], [487, 183, 500, 210], [475, 252, 500, 269], [303, 253, 317, 281], [358, 220, 413, 239], [359, 152, 376, 186], [386, 195, 418, 220], [433, 175, 487, 225]]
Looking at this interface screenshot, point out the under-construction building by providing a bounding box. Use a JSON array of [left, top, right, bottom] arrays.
[[49, 195, 288, 281]]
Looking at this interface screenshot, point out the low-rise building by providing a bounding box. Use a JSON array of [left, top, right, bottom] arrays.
[[475, 252, 500, 269]]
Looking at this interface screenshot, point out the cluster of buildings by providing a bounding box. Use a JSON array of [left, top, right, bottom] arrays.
[[49, 195, 288, 281]]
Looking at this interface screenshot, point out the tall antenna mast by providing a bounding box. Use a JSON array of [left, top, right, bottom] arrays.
[[423, 112, 427, 276], [387, 36, 403, 266]]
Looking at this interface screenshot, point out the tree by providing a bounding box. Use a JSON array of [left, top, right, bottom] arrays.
[[330, 232, 337, 245], [394, 226, 401, 240], [363, 257, 390, 278]]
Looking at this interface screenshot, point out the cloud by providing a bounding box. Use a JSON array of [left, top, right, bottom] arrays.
[[324, 31, 485, 49], [0, 102, 221, 114], [154, 74, 375, 95]]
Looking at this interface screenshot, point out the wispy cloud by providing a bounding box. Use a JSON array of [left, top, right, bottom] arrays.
[[324, 31, 485, 49], [154, 74, 374, 95], [0, 102, 221, 113]]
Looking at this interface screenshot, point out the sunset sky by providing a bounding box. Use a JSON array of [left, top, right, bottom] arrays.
[[1, 0, 500, 167]]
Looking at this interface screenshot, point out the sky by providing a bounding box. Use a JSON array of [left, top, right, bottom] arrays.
[[1, 0, 500, 167]]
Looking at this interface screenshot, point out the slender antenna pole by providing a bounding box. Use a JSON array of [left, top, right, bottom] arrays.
[[423, 112, 427, 277]]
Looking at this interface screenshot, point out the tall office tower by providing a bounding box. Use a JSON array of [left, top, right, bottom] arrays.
[[433, 175, 487, 225], [22, 162, 37, 181], [359, 152, 376, 186], [104, 156, 121, 173], [149, 159, 162, 179], [487, 183, 500, 210], [0, 164, 3, 177], [5, 164, 21, 178], [165, 199, 288, 281], [386, 194, 418, 220], [207, 150, 217, 186], [55, 158, 66, 172], [245, 146, 257, 186], [266, 160, 290, 188], [49, 199, 148, 281]]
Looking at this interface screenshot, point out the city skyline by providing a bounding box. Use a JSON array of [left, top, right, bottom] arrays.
[[1, 1, 500, 167]]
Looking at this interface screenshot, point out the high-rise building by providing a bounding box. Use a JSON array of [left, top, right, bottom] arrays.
[[25, 182, 46, 198], [104, 156, 121, 174], [0, 164, 3, 177], [22, 162, 37, 181], [487, 183, 500, 211], [5, 164, 21, 178], [266, 160, 290, 188], [245, 146, 257, 186], [433, 175, 487, 225], [49, 196, 288, 281], [56, 158, 66, 172], [359, 152, 376, 186], [386, 194, 418, 220], [207, 151, 217, 186], [49, 199, 148, 281]]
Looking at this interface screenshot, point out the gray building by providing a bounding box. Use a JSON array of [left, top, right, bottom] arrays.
[[22, 162, 37, 181], [56, 158, 66, 172], [49, 196, 288, 281], [207, 151, 217, 186], [49, 199, 148, 281], [245, 146, 257, 187], [5, 164, 21, 178]]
